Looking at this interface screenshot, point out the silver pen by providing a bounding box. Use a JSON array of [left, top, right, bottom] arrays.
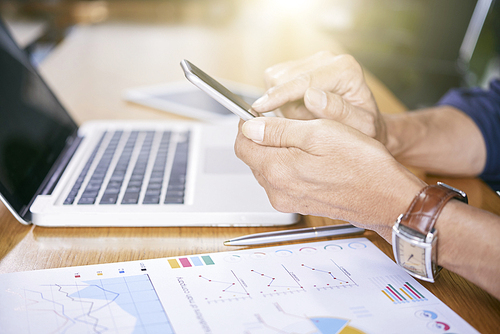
[[223, 224, 365, 246]]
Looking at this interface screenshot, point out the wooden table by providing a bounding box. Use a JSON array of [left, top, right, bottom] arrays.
[[1, 3, 500, 332]]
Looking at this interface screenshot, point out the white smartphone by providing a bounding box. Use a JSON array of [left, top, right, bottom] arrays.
[[180, 59, 259, 121]]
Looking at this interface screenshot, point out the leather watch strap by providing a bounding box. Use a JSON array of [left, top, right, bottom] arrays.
[[400, 184, 468, 236]]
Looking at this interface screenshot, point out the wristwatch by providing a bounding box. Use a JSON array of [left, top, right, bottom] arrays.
[[392, 182, 468, 282]]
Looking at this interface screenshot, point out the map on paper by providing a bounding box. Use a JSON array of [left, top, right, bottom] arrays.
[[0, 237, 479, 333]]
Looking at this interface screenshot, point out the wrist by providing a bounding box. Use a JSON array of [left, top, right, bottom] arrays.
[[371, 163, 427, 242], [391, 183, 468, 282], [382, 113, 418, 158]]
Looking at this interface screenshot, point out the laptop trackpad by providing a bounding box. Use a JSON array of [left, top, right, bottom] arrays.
[[204, 148, 250, 174]]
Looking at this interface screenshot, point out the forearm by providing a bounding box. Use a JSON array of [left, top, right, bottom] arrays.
[[384, 106, 487, 176], [436, 200, 500, 299]]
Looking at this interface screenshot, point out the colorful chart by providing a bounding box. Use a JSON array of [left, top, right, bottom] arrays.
[[245, 303, 367, 334], [0, 238, 480, 334], [381, 281, 427, 304], [272, 317, 367, 334], [370, 275, 427, 304]]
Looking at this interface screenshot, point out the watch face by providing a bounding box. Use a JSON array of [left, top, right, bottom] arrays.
[[395, 237, 427, 277]]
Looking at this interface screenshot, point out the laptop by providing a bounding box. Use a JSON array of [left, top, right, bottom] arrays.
[[0, 20, 298, 227]]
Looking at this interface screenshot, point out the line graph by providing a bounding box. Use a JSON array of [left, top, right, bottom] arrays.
[[198, 270, 251, 304], [250, 265, 305, 297], [195, 260, 357, 301], [300, 259, 358, 290], [8, 274, 174, 334], [199, 275, 238, 293], [26, 283, 120, 333], [251, 270, 275, 286]]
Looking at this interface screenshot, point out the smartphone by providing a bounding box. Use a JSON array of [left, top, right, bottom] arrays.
[[180, 59, 258, 121]]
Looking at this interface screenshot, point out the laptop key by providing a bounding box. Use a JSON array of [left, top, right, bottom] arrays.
[[167, 184, 185, 191], [145, 188, 161, 195], [165, 196, 184, 204], [147, 183, 162, 190], [100, 194, 118, 204], [126, 186, 142, 192], [165, 190, 184, 197], [104, 187, 120, 194], [128, 180, 143, 187], [129, 174, 144, 181], [81, 190, 99, 197], [143, 195, 160, 204], [122, 193, 139, 204], [63, 197, 75, 205], [78, 197, 96, 205]]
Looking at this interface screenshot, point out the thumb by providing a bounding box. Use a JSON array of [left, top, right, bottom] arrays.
[[242, 117, 314, 148]]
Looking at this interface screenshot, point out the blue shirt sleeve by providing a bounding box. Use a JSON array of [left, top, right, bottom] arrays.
[[437, 79, 500, 191]]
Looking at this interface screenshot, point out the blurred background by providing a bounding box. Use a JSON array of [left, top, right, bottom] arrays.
[[1, 0, 499, 110]]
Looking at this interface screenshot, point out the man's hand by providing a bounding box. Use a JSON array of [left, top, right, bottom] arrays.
[[251, 51, 387, 144], [234, 117, 426, 242]]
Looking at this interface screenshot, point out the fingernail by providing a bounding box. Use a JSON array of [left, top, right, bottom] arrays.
[[252, 94, 269, 110], [242, 119, 265, 143], [306, 87, 327, 110]]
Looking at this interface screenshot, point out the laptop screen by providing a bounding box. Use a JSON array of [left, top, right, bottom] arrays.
[[0, 20, 77, 220]]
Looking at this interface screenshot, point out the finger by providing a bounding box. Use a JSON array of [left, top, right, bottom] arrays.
[[252, 74, 311, 113], [304, 87, 350, 120], [304, 87, 377, 137], [253, 54, 373, 113], [235, 121, 272, 171], [241, 117, 318, 149]]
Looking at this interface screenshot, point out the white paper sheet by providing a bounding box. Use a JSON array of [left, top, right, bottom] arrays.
[[0, 237, 478, 333]]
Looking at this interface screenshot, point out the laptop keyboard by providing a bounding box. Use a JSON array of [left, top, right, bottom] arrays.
[[119, 131, 155, 204], [63, 130, 189, 206]]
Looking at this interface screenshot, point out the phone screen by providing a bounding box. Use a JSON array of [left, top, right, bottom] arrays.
[[181, 60, 258, 120]]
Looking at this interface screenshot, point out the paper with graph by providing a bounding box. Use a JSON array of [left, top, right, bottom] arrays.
[[0, 237, 478, 333]]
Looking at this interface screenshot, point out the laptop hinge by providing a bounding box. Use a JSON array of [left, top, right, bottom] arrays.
[[17, 132, 82, 223], [41, 134, 83, 196]]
